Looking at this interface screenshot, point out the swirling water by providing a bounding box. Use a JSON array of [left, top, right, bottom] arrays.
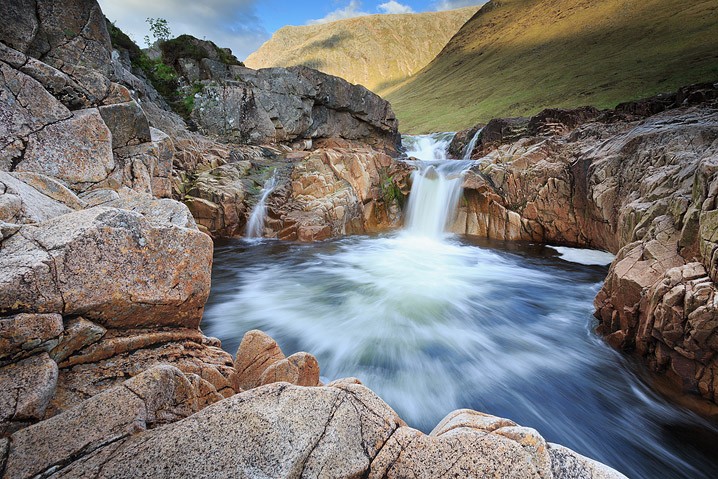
[[202, 134, 718, 478]]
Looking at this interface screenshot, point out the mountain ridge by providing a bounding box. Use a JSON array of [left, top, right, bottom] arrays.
[[245, 6, 479, 96], [387, 0, 718, 133]]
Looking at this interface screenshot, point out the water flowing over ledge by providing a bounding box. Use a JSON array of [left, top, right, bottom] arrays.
[[203, 133, 718, 479]]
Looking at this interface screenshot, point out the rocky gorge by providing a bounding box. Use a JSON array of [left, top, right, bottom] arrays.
[[448, 86, 718, 411], [0, 0, 717, 478]]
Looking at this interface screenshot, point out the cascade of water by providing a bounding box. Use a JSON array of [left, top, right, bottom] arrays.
[[246, 172, 277, 238], [402, 133, 474, 238], [462, 128, 482, 160]]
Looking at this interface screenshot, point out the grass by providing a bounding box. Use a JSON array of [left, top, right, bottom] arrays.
[[386, 0, 718, 133], [245, 6, 479, 96]]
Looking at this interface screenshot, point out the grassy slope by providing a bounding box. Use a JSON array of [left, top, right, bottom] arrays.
[[387, 0, 718, 133], [244, 6, 479, 96]]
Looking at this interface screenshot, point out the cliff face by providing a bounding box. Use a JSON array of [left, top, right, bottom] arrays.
[[0, 1, 626, 478], [447, 84, 718, 407], [244, 6, 479, 97]]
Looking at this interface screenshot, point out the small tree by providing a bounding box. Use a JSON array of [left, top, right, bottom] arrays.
[[144, 17, 171, 46]]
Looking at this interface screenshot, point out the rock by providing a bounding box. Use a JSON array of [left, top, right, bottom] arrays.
[[16, 108, 114, 191], [234, 330, 321, 389], [190, 64, 400, 152], [527, 106, 602, 136], [48, 333, 236, 416], [287, 352, 320, 387], [3, 366, 199, 479], [0, 61, 72, 170], [234, 330, 286, 390], [0, 172, 74, 224], [548, 443, 628, 479], [0, 353, 58, 434], [182, 162, 250, 237], [370, 409, 553, 478], [98, 100, 151, 148], [40, 382, 402, 479], [257, 353, 320, 387], [10, 172, 86, 210], [107, 194, 197, 229], [0, 313, 63, 365], [0, 207, 212, 329], [49, 317, 106, 363]]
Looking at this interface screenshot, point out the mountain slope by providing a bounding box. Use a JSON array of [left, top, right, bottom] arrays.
[[387, 0, 718, 133], [244, 6, 479, 96]]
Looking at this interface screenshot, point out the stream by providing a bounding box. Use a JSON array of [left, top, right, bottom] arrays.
[[202, 134, 718, 479]]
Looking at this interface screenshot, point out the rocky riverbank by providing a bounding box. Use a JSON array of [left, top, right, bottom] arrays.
[[0, 0, 627, 477], [449, 84, 718, 410]]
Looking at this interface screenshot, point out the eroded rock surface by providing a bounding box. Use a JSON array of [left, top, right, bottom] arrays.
[[450, 86, 718, 405]]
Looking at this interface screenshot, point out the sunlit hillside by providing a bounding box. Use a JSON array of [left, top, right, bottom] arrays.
[[387, 0, 718, 132], [245, 6, 479, 96]]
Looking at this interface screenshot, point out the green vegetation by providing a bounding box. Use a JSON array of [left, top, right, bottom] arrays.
[[105, 19, 245, 120], [106, 18, 142, 62], [245, 6, 479, 96], [379, 169, 404, 206], [145, 17, 171, 47], [182, 82, 205, 114], [160, 34, 243, 68], [387, 0, 718, 133]]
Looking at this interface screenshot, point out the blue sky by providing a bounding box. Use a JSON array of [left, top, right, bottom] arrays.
[[99, 0, 486, 60]]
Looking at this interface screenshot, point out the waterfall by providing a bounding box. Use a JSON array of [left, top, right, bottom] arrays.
[[462, 128, 482, 160], [402, 134, 474, 238], [246, 172, 277, 239]]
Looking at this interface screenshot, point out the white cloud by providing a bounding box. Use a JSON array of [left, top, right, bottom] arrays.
[[433, 0, 488, 11], [378, 1, 414, 14], [308, 1, 368, 24], [98, 0, 270, 61]]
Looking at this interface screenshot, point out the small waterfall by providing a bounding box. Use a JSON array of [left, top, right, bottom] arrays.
[[462, 128, 482, 160], [246, 172, 277, 239], [402, 133, 474, 238]]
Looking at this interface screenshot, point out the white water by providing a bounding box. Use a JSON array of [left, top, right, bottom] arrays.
[[203, 133, 718, 479], [403, 133, 476, 237], [246, 172, 277, 238], [462, 128, 483, 160]]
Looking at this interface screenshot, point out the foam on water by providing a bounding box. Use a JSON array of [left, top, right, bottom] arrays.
[[549, 246, 616, 266], [203, 133, 718, 479]]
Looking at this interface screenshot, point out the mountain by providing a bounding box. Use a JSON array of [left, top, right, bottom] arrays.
[[244, 6, 479, 96], [386, 0, 718, 133]]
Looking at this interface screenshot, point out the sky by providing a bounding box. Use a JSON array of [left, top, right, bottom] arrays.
[[98, 0, 487, 60]]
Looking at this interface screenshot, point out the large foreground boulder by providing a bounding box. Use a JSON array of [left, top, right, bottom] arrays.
[[1, 373, 626, 479], [0, 206, 211, 328]]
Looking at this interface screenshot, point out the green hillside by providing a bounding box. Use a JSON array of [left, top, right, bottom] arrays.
[[244, 6, 479, 96], [387, 0, 718, 133]]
